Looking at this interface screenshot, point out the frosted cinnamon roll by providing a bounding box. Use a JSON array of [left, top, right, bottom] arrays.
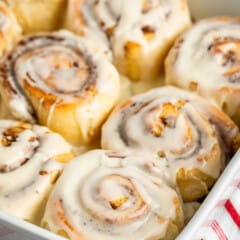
[[42, 149, 184, 240], [0, 1, 21, 57], [111, 0, 191, 82], [64, 0, 112, 60], [0, 30, 120, 147], [102, 86, 240, 201], [4, 0, 66, 33], [64, 0, 191, 82], [165, 17, 240, 125], [0, 120, 73, 224]]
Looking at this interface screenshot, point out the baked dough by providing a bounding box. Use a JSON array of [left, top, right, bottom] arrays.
[[101, 86, 240, 201], [4, 0, 66, 33], [166, 17, 240, 126], [0, 30, 120, 148], [0, 120, 73, 224], [42, 149, 184, 240]]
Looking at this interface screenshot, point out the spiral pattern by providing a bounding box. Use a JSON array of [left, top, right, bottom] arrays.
[[165, 17, 240, 125], [0, 120, 73, 224], [0, 1, 21, 56], [65, 0, 191, 82], [101, 86, 240, 201], [0, 30, 120, 146], [42, 149, 184, 240], [64, 0, 112, 60]]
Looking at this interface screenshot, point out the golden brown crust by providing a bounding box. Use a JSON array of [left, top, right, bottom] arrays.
[[102, 86, 239, 203], [115, 41, 142, 82], [0, 31, 120, 146], [41, 150, 184, 240], [0, 1, 21, 56], [4, 0, 67, 33], [176, 168, 216, 202], [165, 17, 240, 128], [64, 0, 191, 82]]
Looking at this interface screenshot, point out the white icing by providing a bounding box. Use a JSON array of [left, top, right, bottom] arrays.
[[66, 0, 191, 81], [0, 30, 120, 146], [8, 96, 35, 123], [93, 0, 122, 31], [66, 0, 112, 60], [0, 12, 10, 32], [42, 150, 182, 240], [0, 120, 71, 222], [166, 17, 240, 119], [111, 0, 191, 80], [101, 86, 237, 183]]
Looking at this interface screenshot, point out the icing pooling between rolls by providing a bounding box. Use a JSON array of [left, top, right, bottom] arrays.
[[101, 86, 240, 184], [42, 150, 183, 240]]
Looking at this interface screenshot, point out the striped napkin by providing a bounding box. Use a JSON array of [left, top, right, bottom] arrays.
[[177, 150, 240, 240]]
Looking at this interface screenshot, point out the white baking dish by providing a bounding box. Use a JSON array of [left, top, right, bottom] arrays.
[[1, 148, 240, 240], [187, 0, 240, 19], [1, 2, 240, 240], [177, 2, 240, 239], [0, 211, 65, 240], [177, 149, 240, 239]]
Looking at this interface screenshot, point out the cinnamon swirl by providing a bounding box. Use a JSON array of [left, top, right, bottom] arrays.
[[0, 120, 73, 224], [0, 30, 120, 147], [64, 0, 191, 82], [101, 86, 240, 201], [42, 149, 184, 240], [165, 17, 240, 125], [64, 0, 112, 60]]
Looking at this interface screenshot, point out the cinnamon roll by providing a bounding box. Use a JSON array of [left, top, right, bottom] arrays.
[[64, 0, 191, 82], [42, 149, 184, 240], [64, 0, 112, 60], [165, 17, 240, 125], [0, 1, 21, 57], [101, 86, 240, 201], [0, 30, 120, 147], [0, 120, 73, 224], [4, 0, 66, 33]]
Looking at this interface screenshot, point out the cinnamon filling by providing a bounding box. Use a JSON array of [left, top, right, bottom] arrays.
[[209, 37, 240, 82], [84, 174, 150, 224], [0, 125, 39, 173]]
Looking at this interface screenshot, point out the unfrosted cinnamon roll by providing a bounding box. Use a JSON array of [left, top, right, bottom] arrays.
[[64, 0, 191, 82], [0, 120, 73, 224], [101, 86, 240, 201], [4, 0, 66, 33], [165, 17, 240, 125], [0, 30, 120, 147], [41, 149, 184, 240], [0, 1, 21, 57]]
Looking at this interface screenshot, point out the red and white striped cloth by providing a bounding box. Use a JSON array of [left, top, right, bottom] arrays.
[[195, 179, 240, 240], [177, 150, 240, 240]]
